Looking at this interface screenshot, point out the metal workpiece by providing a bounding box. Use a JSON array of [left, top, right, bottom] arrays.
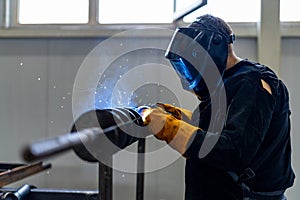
[[21, 106, 152, 200], [22, 106, 151, 163]]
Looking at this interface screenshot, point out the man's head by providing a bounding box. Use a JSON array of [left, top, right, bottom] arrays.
[[189, 14, 234, 41], [165, 14, 235, 100]]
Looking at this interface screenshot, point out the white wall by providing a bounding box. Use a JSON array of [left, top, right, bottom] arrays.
[[280, 38, 300, 200], [0, 36, 298, 200]]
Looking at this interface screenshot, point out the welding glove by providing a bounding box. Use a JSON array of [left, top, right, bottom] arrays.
[[156, 103, 193, 122], [145, 106, 200, 155]]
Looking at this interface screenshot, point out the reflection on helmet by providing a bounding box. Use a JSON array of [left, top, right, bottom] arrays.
[[165, 27, 234, 100], [169, 57, 201, 90]]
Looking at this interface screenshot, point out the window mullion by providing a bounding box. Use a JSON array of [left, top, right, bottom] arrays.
[[3, 0, 9, 28], [89, 0, 98, 25], [257, 0, 281, 73]]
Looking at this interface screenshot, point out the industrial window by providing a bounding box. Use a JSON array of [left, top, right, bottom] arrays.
[[98, 0, 174, 24], [16, 0, 300, 25], [183, 0, 261, 22], [18, 0, 89, 24], [280, 0, 299, 22]]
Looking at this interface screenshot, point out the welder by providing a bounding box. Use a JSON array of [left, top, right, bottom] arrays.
[[145, 14, 295, 200]]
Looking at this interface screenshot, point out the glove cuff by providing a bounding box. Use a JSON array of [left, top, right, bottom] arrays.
[[168, 122, 199, 155]]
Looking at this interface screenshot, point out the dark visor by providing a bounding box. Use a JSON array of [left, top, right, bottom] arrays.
[[169, 57, 202, 90], [165, 28, 209, 90], [165, 27, 230, 92]]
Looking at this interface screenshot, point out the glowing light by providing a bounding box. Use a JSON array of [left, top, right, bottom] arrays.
[[139, 107, 152, 124]]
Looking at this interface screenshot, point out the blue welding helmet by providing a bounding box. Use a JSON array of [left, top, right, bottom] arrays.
[[165, 27, 234, 100]]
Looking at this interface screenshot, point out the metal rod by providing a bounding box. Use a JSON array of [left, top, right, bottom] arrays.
[[22, 107, 149, 162], [22, 127, 102, 162], [22, 117, 138, 162], [98, 160, 112, 200], [136, 138, 145, 200]]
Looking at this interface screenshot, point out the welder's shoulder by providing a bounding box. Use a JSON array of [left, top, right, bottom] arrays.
[[224, 65, 275, 100], [233, 65, 274, 95], [226, 65, 261, 87]]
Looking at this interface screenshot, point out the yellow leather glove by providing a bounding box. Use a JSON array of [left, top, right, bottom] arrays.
[[145, 106, 200, 155], [156, 103, 193, 122]]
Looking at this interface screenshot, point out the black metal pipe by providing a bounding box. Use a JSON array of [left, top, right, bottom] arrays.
[[22, 127, 102, 162], [22, 106, 150, 163]]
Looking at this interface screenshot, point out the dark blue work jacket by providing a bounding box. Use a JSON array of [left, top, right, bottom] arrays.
[[184, 60, 295, 200]]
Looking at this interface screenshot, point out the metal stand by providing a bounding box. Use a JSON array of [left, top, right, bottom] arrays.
[[97, 138, 146, 200], [98, 160, 112, 200], [136, 138, 145, 200]]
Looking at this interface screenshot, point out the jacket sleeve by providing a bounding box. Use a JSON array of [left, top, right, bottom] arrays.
[[184, 75, 276, 172]]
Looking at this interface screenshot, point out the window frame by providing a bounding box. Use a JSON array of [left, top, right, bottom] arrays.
[[2, 0, 178, 37], [0, 0, 300, 38]]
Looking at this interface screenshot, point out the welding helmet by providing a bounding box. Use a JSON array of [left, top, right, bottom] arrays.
[[165, 26, 235, 100]]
